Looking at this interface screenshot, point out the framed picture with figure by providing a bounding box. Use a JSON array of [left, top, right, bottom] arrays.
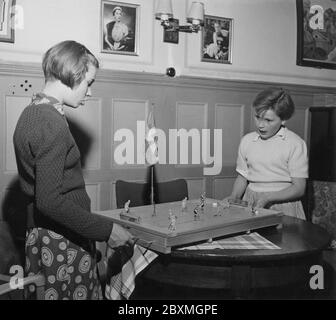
[[163, 18, 179, 44], [201, 15, 233, 64], [101, 0, 139, 56], [0, 0, 15, 43], [296, 0, 336, 69]]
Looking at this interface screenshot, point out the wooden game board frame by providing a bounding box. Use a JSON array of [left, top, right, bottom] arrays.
[[96, 200, 284, 254]]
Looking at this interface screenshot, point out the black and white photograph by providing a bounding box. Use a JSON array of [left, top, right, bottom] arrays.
[[0, 0, 15, 43], [201, 15, 233, 64], [101, 0, 139, 55], [163, 18, 179, 44], [296, 0, 336, 69], [0, 0, 335, 304]]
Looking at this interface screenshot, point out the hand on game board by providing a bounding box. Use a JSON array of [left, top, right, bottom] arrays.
[[254, 194, 271, 209]]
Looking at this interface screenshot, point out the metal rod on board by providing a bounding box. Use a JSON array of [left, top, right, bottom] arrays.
[[151, 165, 156, 217]]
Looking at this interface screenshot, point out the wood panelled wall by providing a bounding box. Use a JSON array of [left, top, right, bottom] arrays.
[[0, 63, 334, 219]]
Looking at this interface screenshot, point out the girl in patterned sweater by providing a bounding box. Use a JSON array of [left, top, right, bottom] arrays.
[[13, 40, 132, 299]]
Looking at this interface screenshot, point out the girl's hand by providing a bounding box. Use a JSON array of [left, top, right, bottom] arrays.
[[108, 223, 134, 248], [255, 195, 270, 208]]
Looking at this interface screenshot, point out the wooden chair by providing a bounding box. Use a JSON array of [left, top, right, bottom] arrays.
[[115, 180, 151, 209], [115, 178, 188, 208], [154, 179, 188, 204]]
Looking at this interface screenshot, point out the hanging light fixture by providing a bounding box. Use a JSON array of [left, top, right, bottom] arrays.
[[155, 0, 205, 33]]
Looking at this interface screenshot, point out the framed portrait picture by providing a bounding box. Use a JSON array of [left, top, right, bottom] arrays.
[[296, 0, 336, 69], [0, 0, 15, 43], [201, 15, 233, 64], [163, 19, 179, 44], [101, 0, 139, 56]]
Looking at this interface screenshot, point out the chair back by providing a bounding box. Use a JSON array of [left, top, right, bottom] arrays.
[[308, 180, 336, 248], [115, 180, 151, 209], [154, 179, 188, 204], [115, 178, 188, 208]]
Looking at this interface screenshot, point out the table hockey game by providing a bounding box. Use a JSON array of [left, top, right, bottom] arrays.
[[96, 198, 283, 254]]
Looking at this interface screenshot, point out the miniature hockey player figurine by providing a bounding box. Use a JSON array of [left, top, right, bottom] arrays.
[[194, 206, 200, 221], [200, 192, 205, 214], [181, 197, 187, 213], [212, 202, 219, 216], [124, 200, 131, 213], [251, 206, 259, 216], [200, 192, 205, 206]]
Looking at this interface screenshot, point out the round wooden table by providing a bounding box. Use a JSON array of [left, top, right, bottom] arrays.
[[134, 216, 331, 299]]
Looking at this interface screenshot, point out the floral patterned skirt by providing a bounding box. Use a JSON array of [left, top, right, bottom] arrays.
[[25, 228, 102, 300]]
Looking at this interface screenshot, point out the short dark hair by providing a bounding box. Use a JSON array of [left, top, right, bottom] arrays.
[[42, 40, 99, 89], [252, 87, 295, 120]]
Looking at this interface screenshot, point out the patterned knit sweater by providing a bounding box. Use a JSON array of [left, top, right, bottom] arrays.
[[13, 94, 114, 246]]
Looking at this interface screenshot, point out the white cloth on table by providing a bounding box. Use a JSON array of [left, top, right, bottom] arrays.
[[178, 232, 281, 250]]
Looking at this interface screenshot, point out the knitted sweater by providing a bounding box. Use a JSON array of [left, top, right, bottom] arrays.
[[13, 94, 114, 246]]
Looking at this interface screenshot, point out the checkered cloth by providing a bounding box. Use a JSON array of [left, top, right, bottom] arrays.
[[104, 232, 280, 300], [178, 232, 281, 250], [105, 244, 158, 300]]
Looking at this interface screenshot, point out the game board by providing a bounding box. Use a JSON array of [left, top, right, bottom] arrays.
[[95, 198, 283, 254]]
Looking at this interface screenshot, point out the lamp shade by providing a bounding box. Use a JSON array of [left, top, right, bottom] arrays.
[[155, 0, 173, 20], [187, 2, 204, 24]]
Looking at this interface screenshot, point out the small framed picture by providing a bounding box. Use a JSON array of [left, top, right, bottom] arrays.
[[0, 0, 16, 43], [163, 19, 179, 44], [201, 15, 233, 64], [101, 0, 139, 56]]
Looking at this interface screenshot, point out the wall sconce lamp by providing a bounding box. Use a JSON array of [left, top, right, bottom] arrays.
[[155, 0, 205, 33]]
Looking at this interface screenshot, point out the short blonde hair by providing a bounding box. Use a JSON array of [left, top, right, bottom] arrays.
[[253, 87, 295, 121], [42, 40, 99, 89]]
